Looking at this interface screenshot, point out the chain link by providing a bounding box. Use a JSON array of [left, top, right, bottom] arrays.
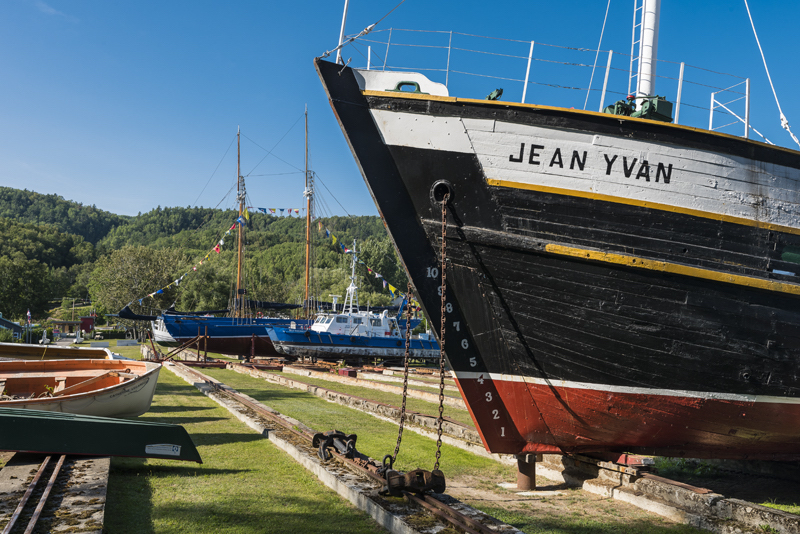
[[390, 282, 414, 464], [434, 194, 449, 471]]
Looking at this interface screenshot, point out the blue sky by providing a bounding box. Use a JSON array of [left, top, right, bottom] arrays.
[[1, 0, 798, 218]]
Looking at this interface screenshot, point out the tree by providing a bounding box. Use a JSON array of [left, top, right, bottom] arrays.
[[88, 246, 188, 336], [0, 253, 49, 319]]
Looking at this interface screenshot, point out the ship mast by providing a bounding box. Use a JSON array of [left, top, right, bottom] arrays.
[[343, 240, 358, 314], [303, 106, 313, 318], [635, 0, 660, 100], [236, 127, 245, 318]]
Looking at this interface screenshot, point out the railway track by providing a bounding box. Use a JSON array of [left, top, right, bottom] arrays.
[[2, 454, 66, 534], [0, 454, 108, 534], [175, 362, 504, 534], [170, 360, 800, 534]]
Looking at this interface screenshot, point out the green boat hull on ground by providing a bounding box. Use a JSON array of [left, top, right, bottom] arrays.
[[0, 407, 202, 463]]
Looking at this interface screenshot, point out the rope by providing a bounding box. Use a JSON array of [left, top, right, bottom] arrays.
[[584, 0, 612, 110], [744, 0, 800, 149], [318, 0, 408, 62]]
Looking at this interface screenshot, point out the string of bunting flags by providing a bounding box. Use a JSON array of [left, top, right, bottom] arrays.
[[322, 226, 421, 309], [128, 213, 250, 307], [127, 210, 421, 314], [251, 207, 303, 216]]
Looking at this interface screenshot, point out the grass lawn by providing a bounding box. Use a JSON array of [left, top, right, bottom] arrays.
[[359, 377, 463, 399], [198, 369, 705, 534], [261, 370, 476, 428], [199, 368, 502, 480], [104, 369, 387, 534], [471, 504, 705, 534]]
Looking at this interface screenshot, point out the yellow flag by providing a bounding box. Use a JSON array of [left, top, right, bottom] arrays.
[[332, 235, 338, 246], [244, 209, 250, 220]]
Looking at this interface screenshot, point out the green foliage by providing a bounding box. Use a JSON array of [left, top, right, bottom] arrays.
[[88, 245, 188, 317], [0, 185, 409, 321], [0, 218, 94, 268], [653, 457, 718, 478], [0, 252, 50, 318], [0, 186, 127, 244]]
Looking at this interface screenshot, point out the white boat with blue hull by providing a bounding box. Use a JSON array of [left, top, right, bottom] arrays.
[[268, 241, 439, 362], [268, 312, 439, 361]]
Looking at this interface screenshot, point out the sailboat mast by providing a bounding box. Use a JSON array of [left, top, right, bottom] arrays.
[[304, 107, 312, 318], [236, 127, 244, 318]]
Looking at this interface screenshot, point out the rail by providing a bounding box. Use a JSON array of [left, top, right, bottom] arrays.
[[175, 362, 496, 534], [1, 455, 67, 534], [339, 27, 757, 139]]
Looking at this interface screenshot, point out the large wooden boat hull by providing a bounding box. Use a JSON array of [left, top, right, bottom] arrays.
[[0, 341, 114, 360], [268, 327, 440, 361], [316, 59, 800, 460], [0, 359, 161, 418]]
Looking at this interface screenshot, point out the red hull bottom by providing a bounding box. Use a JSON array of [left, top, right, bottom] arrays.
[[455, 376, 800, 461], [170, 336, 281, 358]]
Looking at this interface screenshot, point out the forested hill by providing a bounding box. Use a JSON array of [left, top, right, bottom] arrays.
[[0, 186, 402, 323], [0, 187, 128, 244]]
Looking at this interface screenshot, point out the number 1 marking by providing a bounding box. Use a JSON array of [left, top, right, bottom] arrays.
[[501, 427, 506, 437]]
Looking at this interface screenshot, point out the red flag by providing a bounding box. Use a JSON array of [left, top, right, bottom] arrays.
[[214, 244, 220, 253]]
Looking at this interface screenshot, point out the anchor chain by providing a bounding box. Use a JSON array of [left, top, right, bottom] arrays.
[[378, 196, 449, 496], [389, 282, 414, 465], [434, 193, 449, 472]]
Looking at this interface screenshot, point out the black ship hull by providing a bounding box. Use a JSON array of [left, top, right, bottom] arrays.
[[316, 58, 800, 460]]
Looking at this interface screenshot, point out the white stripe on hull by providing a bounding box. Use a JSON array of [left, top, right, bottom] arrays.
[[369, 109, 800, 230], [455, 371, 800, 405]]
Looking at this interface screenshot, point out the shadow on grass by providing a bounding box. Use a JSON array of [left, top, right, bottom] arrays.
[[153, 383, 198, 394], [143, 495, 384, 534], [111, 459, 252, 478], [106, 457, 155, 534], [189, 432, 266, 446], [146, 405, 216, 413], [233, 387, 313, 401], [142, 415, 228, 425]]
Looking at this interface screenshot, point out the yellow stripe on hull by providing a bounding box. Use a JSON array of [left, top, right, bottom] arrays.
[[545, 243, 800, 297]]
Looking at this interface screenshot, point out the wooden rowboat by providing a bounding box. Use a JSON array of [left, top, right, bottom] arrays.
[[0, 359, 161, 418], [0, 341, 115, 361]]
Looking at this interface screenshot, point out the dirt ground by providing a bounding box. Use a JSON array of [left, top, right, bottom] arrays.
[[0, 452, 13, 470], [445, 472, 703, 533]]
